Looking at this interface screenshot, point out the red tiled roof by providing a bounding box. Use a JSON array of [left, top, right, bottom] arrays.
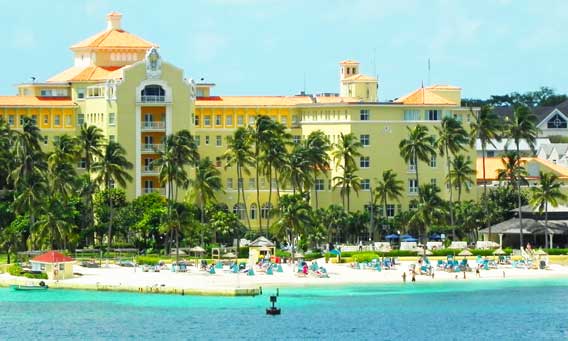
[[31, 251, 74, 263], [0, 96, 75, 107]]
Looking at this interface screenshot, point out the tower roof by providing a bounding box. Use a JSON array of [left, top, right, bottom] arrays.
[[339, 60, 360, 65], [70, 12, 157, 51], [394, 85, 459, 105]]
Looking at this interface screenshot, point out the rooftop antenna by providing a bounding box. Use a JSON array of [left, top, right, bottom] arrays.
[[427, 58, 431, 86], [30, 76, 36, 84]]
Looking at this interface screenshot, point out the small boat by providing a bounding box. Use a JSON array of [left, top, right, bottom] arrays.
[[11, 281, 49, 291]]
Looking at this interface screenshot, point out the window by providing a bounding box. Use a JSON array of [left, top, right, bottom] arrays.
[[360, 156, 370, 168], [281, 116, 288, 125], [430, 179, 437, 186], [409, 179, 418, 194], [293, 135, 301, 144], [227, 178, 233, 189], [78, 158, 86, 169], [40, 88, 68, 97], [261, 203, 272, 219], [205, 136, 210, 145], [65, 115, 72, 126], [77, 114, 84, 126], [360, 109, 369, 120], [43, 115, 49, 125], [54, 115, 61, 126], [215, 156, 222, 168], [237, 115, 244, 126], [404, 110, 420, 121], [31, 115, 37, 125], [204, 115, 211, 126], [87, 86, 104, 98], [360, 134, 370, 146], [53, 136, 60, 144], [315, 179, 324, 191], [292, 115, 299, 125], [248, 116, 255, 125], [43, 136, 48, 145], [8, 115, 14, 125], [361, 179, 370, 191], [409, 200, 418, 210], [195, 115, 200, 126], [427, 110, 439, 121], [430, 155, 436, 168], [77, 88, 85, 100], [215, 115, 221, 125], [216, 135, 222, 146], [233, 203, 245, 220], [226, 115, 233, 126], [386, 204, 395, 217], [108, 113, 116, 125], [195, 136, 201, 146], [140, 85, 165, 102], [408, 159, 416, 172], [109, 135, 116, 143], [238, 178, 243, 190], [547, 114, 567, 128], [250, 204, 257, 219], [248, 178, 255, 189]]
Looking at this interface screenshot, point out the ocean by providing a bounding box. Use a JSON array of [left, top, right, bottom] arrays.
[[1, 278, 567, 340]]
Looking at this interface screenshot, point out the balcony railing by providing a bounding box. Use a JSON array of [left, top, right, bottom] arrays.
[[142, 144, 164, 153], [143, 187, 165, 195], [407, 165, 416, 173], [141, 121, 165, 130], [141, 95, 165, 103], [143, 166, 159, 174]]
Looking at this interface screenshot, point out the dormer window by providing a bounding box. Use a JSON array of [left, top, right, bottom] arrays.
[[141, 85, 165, 102], [547, 113, 567, 128]]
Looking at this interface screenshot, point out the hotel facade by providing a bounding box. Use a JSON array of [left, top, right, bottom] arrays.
[[0, 13, 477, 227]]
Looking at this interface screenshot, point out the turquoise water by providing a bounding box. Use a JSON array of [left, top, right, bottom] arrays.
[[1, 279, 568, 340]]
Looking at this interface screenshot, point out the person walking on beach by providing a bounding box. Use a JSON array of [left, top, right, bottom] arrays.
[[402, 272, 407, 283], [411, 272, 416, 282]]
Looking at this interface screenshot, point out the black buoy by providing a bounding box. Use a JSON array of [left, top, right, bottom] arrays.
[[266, 295, 281, 315]]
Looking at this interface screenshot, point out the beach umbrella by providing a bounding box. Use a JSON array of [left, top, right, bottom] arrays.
[[534, 249, 548, 256], [329, 249, 341, 256], [458, 249, 473, 256], [400, 234, 413, 240], [189, 246, 205, 253], [223, 252, 237, 258], [404, 237, 418, 242], [429, 233, 442, 240], [385, 234, 399, 240], [493, 249, 506, 255]]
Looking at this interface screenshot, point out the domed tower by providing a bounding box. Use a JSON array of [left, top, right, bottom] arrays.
[[339, 60, 378, 102]]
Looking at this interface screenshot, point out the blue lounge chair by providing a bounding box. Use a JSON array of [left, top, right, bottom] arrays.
[[266, 266, 273, 275], [215, 261, 223, 269], [247, 268, 255, 276], [277, 264, 283, 272], [209, 266, 216, 274]]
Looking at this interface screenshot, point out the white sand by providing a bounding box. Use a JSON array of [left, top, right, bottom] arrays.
[[3, 259, 567, 295]]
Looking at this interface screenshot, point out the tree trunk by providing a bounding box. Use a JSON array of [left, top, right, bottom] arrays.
[[545, 202, 549, 249], [200, 194, 205, 246], [266, 165, 273, 234], [275, 169, 281, 199], [107, 182, 114, 251], [516, 144, 524, 249], [238, 166, 252, 230], [446, 144, 455, 240], [482, 142, 490, 241], [314, 175, 319, 209]]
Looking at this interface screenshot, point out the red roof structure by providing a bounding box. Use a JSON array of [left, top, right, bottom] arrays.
[[31, 251, 74, 263]]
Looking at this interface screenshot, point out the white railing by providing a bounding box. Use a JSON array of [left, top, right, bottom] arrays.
[[408, 164, 416, 173], [141, 121, 165, 130], [141, 95, 165, 103], [142, 144, 164, 152], [143, 187, 165, 195], [143, 166, 158, 173]]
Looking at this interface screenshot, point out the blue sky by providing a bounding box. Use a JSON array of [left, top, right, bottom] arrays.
[[1, 0, 567, 101]]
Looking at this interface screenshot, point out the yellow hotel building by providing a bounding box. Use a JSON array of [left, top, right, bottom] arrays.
[[0, 13, 477, 227]]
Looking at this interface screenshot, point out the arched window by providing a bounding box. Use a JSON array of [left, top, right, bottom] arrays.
[[141, 85, 165, 102], [261, 203, 273, 219], [250, 203, 257, 220], [232, 203, 245, 220], [547, 114, 567, 129]]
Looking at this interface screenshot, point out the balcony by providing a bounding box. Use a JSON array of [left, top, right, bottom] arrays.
[[143, 187, 165, 195], [141, 95, 166, 103], [141, 121, 165, 131], [142, 144, 164, 153], [142, 165, 159, 175]]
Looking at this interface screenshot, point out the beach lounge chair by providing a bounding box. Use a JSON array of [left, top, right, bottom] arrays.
[[247, 268, 255, 276], [231, 264, 238, 273], [266, 266, 273, 275], [277, 264, 283, 272], [209, 266, 216, 274]]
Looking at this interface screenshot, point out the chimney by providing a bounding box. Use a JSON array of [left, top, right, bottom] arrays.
[[106, 12, 123, 30]]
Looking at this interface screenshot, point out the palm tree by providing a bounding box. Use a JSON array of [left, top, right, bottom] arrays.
[[282, 144, 312, 195], [187, 157, 222, 246], [332, 133, 362, 209], [47, 135, 81, 200], [251, 115, 274, 232], [92, 141, 133, 250], [506, 105, 539, 248], [409, 184, 447, 243], [332, 164, 361, 212], [271, 194, 312, 265], [224, 127, 254, 229], [399, 125, 436, 199], [448, 155, 476, 203], [305, 131, 331, 209], [79, 124, 104, 236], [529, 172, 567, 248], [435, 117, 468, 238], [469, 105, 501, 240], [375, 169, 404, 224]]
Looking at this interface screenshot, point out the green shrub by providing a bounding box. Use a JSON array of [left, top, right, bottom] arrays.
[[275, 250, 291, 258], [135, 255, 161, 265], [352, 252, 379, 263], [238, 247, 249, 258], [8, 264, 22, 276], [304, 252, 322, 261], [383, 250, 418, 257], [23, 272, 48, 279], [544, 248, 568, 255]]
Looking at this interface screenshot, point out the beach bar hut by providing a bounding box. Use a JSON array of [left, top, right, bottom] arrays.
[[248, 237, 276, 263], [30, 251, 74, 280]]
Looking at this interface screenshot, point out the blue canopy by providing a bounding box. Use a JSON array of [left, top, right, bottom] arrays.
[[385, 234, 399, 240], [329, 249, 341, 255], [400, 234, 413, 240], [405, 237, 418, 242], [430, 233, 442, 240]]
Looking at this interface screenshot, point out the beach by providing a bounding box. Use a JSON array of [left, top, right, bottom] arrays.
[[2, 259, 568, 296]]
